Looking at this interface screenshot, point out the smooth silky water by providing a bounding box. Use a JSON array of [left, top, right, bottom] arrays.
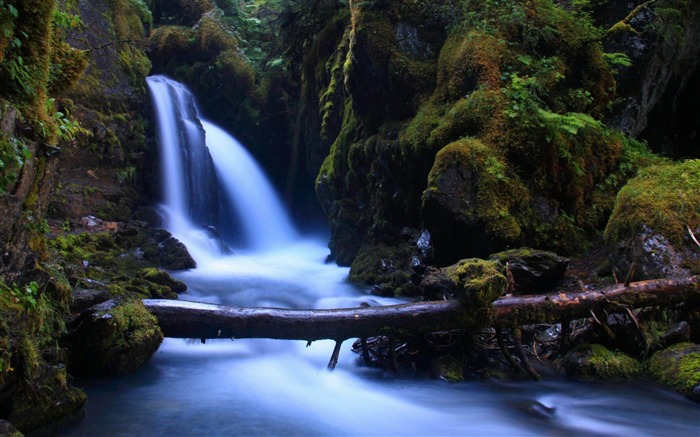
[[56, 77, 700, 436]]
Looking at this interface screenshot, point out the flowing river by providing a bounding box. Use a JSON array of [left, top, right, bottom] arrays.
[[55, 77, 699, 436]]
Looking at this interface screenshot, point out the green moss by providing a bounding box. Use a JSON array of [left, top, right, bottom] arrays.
[[563, 343, 641, 380], [435, 355, 464, 383], [349, 242, 416, 286], [68, 298, 163, 376], [436, 30, 505, 101], [605, 160, 700, 247], [425, 139, 528, 244], [317, 99, 357, 193], [647, 342, 700, 400], [445, 258, 506, 307]]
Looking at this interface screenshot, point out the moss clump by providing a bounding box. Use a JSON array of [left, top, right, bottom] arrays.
[[349, 242, 417, 291], [562, 343, 641, 380], [433, 355, 464, 383], [647, 342, 700, 401], [445, 258, 506, 307], [605, 160, 700, 247], [139, 267, 187, 293]]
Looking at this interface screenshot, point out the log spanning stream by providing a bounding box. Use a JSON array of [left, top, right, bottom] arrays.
[[56, 77, 699, 436]]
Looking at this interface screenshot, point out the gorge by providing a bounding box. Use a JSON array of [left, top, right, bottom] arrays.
[[0, 0, 699, 435]]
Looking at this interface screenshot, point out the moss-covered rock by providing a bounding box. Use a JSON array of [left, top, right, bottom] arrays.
[[444, 258, 506, 307], [67, 299, 163, 377], [490, 248, 569, 294], [159, 236, 196, 270], [647, 342, 700, 401], [422, 139, 529, 264], [605, 160, 700, 280], [561, 343, 641, 380], [139, 267, 187, 293]]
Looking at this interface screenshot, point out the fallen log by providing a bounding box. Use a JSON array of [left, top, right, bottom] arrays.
[[143, 275, 700, 341]]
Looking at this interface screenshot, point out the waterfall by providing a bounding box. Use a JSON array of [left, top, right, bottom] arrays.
[[146, 75, 297, 260]]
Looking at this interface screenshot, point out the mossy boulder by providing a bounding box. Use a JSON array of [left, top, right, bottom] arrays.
[[0, 420, 22, 437], [561, 343, 641, 380], [160, 236, 196, 270], [444, 258, 507, 307], [139, 267, 187, 293], [490, 248, 569, 294], [605, 160, 700, 280], [422, 139, 528, 264], [647, 342, 700, 401], [67, 299, 163, 377]]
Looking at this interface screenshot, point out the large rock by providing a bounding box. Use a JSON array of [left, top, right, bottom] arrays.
[[66, 299, 163, 377], [647, 342, 700, 401], [605, 160, 700, 281], [490, 248, 569, 294]]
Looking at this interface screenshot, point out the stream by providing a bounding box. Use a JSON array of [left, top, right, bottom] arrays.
[[55, 76, 700, 436]]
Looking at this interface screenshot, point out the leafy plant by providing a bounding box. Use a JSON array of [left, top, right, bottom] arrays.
[[0, 281, 39, 311], [0, 131, 30, 194]]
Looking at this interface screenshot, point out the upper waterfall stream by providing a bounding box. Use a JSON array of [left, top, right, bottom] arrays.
[[56, 77, 699, 437]]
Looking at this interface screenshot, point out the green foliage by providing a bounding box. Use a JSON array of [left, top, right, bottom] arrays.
[[0, 130, 29, 194], [128, 0, 153, 28], [0, 281, 39, 311], [1, 32, 34, 97], [602, 52, 633, 75]]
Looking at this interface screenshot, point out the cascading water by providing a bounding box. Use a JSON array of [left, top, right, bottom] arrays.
[[146, 75, 296, 262], [56, 78, 700, 437]]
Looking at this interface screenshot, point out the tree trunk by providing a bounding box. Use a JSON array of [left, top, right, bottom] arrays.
[[143, 275, 700, 341]]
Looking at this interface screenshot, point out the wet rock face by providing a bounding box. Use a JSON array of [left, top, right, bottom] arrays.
[[603, 1, 700, 157]]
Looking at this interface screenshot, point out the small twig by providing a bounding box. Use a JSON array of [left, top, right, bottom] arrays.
[[556, 320, 571, 356], [688, 226, 700, 250], [590, 309, 617, 340], [624, 263, 636, 287], [505, 261, 515, 295]]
